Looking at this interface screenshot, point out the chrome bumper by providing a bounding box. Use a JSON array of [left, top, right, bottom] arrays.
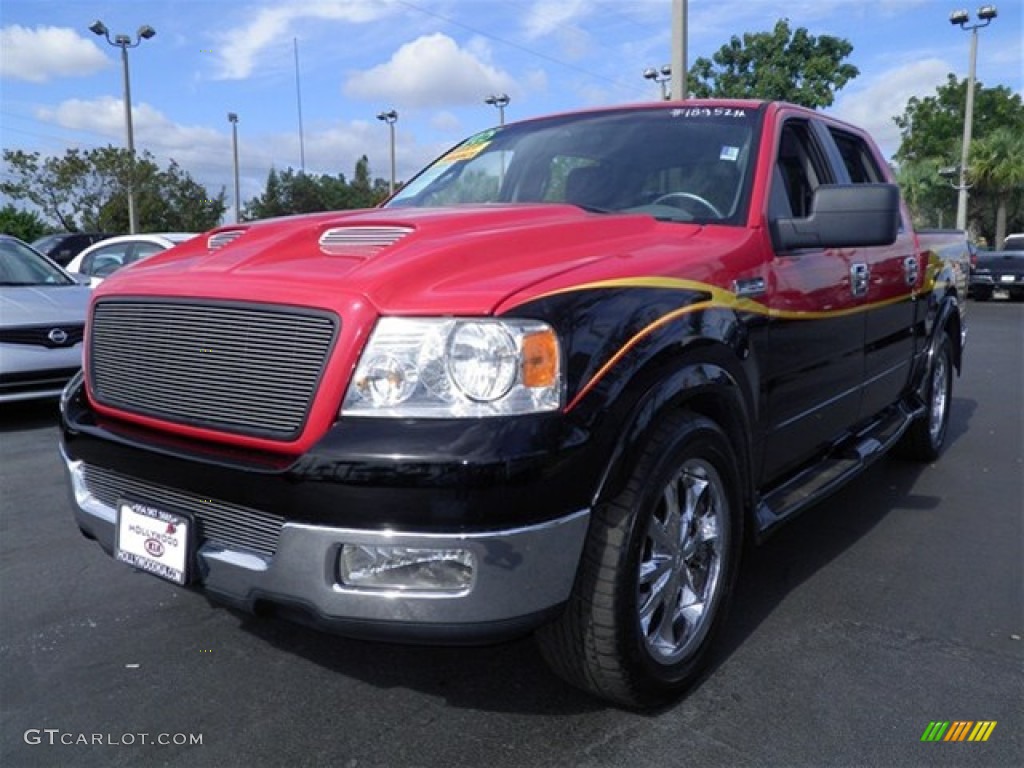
[[62, 448, 589, 637]]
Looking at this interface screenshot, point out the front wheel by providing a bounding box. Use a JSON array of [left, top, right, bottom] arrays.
[[536, 411, 743, 709]]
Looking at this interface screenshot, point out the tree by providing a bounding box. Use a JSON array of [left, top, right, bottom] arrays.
[[0, 146, 226, 233], [893, 76, 1024, 242], [895, 157, 952, 230], [243, 158, 391, 221], [688, 19, 859, 108], [0, 204, 48, 242], [970, 127, 1024, 248]]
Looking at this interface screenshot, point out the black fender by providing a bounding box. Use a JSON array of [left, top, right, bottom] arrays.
[[591, 344, 757, 526], [912, 294, 964, 405]]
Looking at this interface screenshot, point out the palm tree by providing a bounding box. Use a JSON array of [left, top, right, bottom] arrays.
[[895, 156, 952, 230], [970, 127, 1024, 249]]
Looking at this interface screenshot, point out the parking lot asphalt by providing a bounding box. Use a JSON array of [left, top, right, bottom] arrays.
[[1, 301, 1021, 768]]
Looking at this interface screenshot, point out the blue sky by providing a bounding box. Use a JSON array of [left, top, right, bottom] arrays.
[[2, 0, 1022, 219]]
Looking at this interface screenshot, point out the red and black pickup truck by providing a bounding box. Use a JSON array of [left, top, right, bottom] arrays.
[[61, 100, 969, 708]]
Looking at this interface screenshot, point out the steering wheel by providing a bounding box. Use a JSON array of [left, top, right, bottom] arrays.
[[650, 192, 724, 219]]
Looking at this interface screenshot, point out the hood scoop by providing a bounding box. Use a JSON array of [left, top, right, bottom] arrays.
[[318, 225, 413, 256], [208, 229, 247, 251]]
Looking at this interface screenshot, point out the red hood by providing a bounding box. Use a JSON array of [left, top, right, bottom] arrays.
[[96, 205, 701, 315]]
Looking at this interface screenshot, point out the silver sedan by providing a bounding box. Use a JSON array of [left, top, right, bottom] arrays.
[[0, 235, 91, 403]]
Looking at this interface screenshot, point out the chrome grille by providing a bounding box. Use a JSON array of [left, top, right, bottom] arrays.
[[83, 463, 282, 557], [90, 300, 336, 439]]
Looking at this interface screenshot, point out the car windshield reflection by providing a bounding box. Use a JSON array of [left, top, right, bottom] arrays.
[[0, 238, 75, 286], [386, 106, 761, 225]]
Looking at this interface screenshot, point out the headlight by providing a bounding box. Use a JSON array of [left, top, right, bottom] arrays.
[[342, 317, 561, 417]]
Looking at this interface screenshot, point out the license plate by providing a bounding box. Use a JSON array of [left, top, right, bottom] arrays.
[[115, 501, 192, 585], [1000, 275, 1016, 283]]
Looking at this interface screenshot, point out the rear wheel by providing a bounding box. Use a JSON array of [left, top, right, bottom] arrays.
[[537, 411, 742, 709], [898, 332, 953, 461]]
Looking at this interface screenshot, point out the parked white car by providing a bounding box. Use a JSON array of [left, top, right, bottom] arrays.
[[66, 233, 197, 285], [0, 235, 91, 402]]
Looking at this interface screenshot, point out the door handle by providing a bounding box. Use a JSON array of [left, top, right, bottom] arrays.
[[903, 256, 920, 286], [850, 263, 869, 297]]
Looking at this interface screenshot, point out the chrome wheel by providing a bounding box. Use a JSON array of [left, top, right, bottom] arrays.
[[637, 459, 728, 665], [928, 350, 949, 444]]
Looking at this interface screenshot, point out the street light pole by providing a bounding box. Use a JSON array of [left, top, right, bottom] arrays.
[[950, 5, 998, 232], [671, 0, 687, 100], [89, 20, 155, 235], [376, 110, 398, 196], [485, 94, 510, 125], [642, 65, 672, 100], [228, 113, 240, 223]]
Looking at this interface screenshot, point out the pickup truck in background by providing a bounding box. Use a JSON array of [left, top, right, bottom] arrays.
[[61, 100, 970, 708], [1003, 233, 1024, 251]]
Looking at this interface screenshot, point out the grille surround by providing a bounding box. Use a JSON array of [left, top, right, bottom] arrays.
[[89, 299, 337, 440], [82, 463, 283, 557]]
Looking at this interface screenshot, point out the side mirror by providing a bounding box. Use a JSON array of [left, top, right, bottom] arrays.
[[771, 183, 901, 252], [70, 272, 93, 287]]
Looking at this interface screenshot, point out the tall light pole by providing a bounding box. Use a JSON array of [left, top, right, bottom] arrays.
[[376, 109, 398, 196], [485, 94, 510, 125], [671, 0, 688, 100], [89, 20, 155, 235], [227, 113, 240, 223], [643, 65, 672, 100], [950, 5, 998, 231]]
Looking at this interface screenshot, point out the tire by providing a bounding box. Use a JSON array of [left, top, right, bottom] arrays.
[[536, 411, 743, 709], [897, 332, 953, 462]]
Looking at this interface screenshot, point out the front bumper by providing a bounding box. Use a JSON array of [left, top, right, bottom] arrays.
[[64, 448, 589, 641]]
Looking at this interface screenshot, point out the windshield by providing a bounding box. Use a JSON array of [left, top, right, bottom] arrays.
[[387, 105, 762, 225], [0, 238, 75, 286]]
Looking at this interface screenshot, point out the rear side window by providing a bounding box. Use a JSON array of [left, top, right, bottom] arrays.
[[829, 128, 884, 183]]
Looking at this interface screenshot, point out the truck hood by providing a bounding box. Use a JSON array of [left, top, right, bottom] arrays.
[[98, 205, 702, 315]]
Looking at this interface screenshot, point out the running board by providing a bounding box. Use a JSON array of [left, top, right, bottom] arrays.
[[754, 401, 925, 539]]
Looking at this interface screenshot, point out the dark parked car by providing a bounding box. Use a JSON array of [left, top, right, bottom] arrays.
[[31, 232, 115, 267], [970, 250, 1024, 300]]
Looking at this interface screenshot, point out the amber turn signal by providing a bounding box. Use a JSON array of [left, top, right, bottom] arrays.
[[521, 329, 559, 388]]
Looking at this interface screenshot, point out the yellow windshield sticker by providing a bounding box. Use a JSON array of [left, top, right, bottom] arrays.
[[438, 141, 491, 164]]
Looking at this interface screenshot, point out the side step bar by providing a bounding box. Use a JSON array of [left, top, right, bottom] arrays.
[[754, 400, 926, 540]]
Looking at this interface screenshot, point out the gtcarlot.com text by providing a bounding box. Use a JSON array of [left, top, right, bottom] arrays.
[[24, 729, 203, 746]]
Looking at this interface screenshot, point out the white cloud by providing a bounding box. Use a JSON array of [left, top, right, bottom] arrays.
[[832, 57, 952, 160], [344, 33, 515, 108], [430, 111, 462, 133], [38, 97, 222, 154], [32, 96, 433, 204], [0, 25, 110, 83], [211, 0, 395, 80], [522, 0, 593, 39]]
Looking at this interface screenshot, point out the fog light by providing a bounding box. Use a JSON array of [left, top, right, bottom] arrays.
[[67, 458, 91, 507], [339, 544, 475, 592]]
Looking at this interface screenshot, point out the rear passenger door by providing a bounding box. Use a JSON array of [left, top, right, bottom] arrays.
[[761, 117, 865, 482], [824, 126, 919, 420]]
